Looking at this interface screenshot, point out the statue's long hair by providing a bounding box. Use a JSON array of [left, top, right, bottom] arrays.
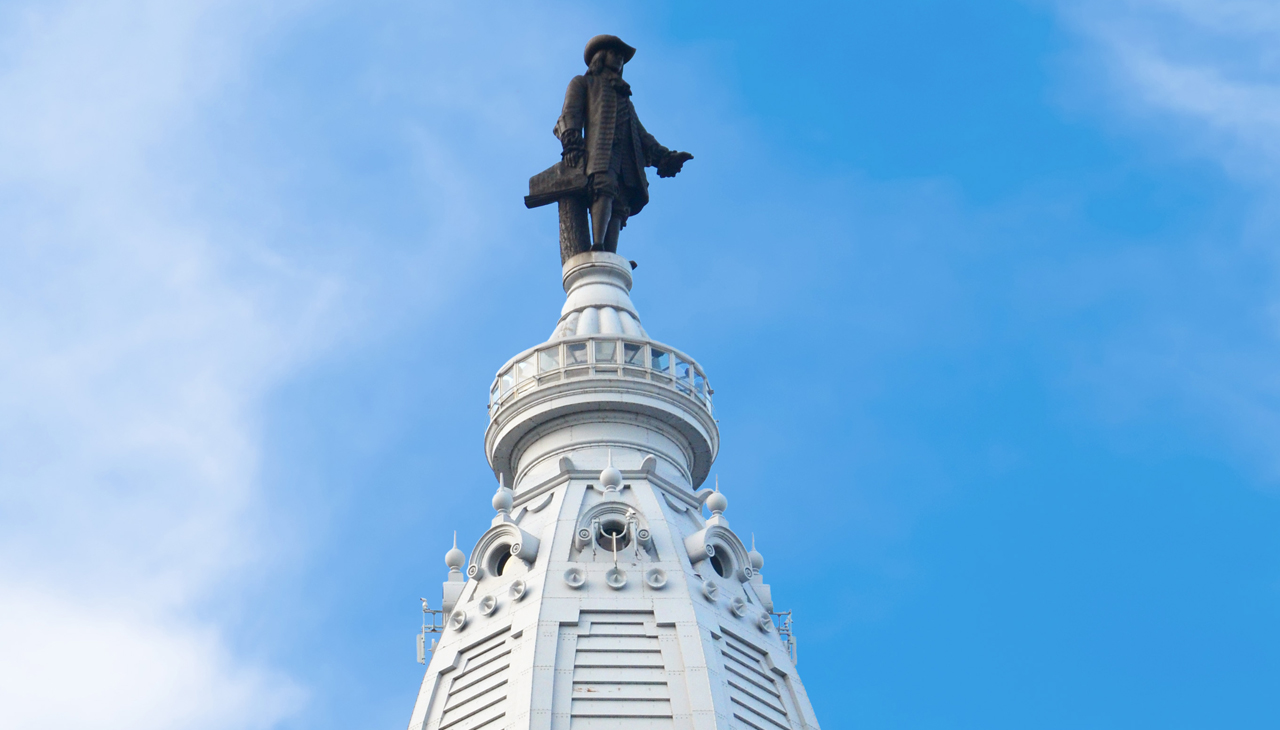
[[587, 51, 617, 77]]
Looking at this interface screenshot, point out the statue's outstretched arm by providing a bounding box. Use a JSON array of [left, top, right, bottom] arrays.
[[635, 116, 692, 179]]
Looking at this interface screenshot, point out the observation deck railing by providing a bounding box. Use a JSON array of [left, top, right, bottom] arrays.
[[489, 336, 713, 417]]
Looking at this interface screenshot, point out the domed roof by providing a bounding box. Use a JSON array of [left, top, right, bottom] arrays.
[[550, 306, 648, 340], [548, 252, 649, 341]]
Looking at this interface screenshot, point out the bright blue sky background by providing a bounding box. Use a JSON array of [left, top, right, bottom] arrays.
[[2, 1, 1279, 728]]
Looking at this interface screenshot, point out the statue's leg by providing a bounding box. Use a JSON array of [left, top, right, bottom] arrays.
[[602, 213, 624, 253], [558, 196, 590, 264], [590, 195, 614, 251], [601, 198, 629, 253]]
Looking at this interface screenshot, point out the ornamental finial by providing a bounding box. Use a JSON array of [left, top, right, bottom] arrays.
[[600, 448, 623, 491]]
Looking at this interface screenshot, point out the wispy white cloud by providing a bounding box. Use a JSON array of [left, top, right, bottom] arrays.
[[1054, 0, 1280, 482], [0, 0, 630, 725], [1063, 0, 1280, 180], [0, 1, 325, 726]]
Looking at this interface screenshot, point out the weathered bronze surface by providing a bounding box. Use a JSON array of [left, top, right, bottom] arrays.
[[526, 35, 693, 263]]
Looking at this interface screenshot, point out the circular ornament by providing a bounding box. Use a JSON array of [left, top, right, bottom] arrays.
[[448, 610, 467, 631], [645, 568, 667, 589], [509, 579, 528, 601], [479, 595, 497, 617], [757, 612, 773, 632], [564, 567, 586, 589], [701, 580, 719, 602], [605, 566, 628, 590], [730, 596, 749, 618]]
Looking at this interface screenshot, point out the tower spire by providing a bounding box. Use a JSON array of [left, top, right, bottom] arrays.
[[405, 37, 819, 730]]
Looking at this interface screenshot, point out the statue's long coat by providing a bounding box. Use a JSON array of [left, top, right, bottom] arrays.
[[554, 73, 669, 216]]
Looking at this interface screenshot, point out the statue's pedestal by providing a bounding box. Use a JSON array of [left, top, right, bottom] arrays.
[[558, 197, 590, 264]]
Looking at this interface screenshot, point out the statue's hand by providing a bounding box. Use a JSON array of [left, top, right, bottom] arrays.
[[656, 151, 693, 178], [560, 130, 585, 169]]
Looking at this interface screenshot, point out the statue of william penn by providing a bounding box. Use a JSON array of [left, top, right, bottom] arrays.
[[526, 35, 693, 263]]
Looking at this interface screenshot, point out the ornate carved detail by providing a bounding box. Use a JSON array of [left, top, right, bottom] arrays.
[[467, 522, 541, 581]]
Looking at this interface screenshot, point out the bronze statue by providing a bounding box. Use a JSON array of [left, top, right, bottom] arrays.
[[526, 35, 693, 263]]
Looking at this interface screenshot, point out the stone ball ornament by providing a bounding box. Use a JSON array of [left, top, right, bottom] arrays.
[[600, 465, 623, 490], [445, 546, 466, 571], [706, 490, 728, 514], [445, 531, 466, 570], [492, 485, 514, 513]]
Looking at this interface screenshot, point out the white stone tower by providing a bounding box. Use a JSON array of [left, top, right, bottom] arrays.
[[406, 251, 821, 730]]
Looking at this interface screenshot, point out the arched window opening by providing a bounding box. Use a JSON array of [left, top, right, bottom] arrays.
[[487, 544, 515, 577], [595, 517, 631, 551], [709, 551, 728, 578], [495, 550, 512, 576]]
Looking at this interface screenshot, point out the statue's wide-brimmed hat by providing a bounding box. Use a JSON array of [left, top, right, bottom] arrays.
[[583, 35, 636, 66]]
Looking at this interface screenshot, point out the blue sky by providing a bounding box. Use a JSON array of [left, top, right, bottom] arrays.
[[1, 1, 1278, 728]]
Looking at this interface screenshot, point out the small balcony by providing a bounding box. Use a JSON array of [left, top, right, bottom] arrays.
[[489, 336, 713, 418]]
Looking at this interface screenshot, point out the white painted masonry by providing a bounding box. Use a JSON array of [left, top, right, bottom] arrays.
[[406, 252, 820, 730]]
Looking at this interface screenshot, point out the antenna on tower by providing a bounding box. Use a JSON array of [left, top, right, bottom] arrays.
[[417, 598, 429, 664], [417, 596, 445, 663]]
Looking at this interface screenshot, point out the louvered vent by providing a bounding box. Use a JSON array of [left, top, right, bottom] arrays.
[[561, 611, 674, 730], [721, 632, 793, 730], [437, 627, 512, 730]]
